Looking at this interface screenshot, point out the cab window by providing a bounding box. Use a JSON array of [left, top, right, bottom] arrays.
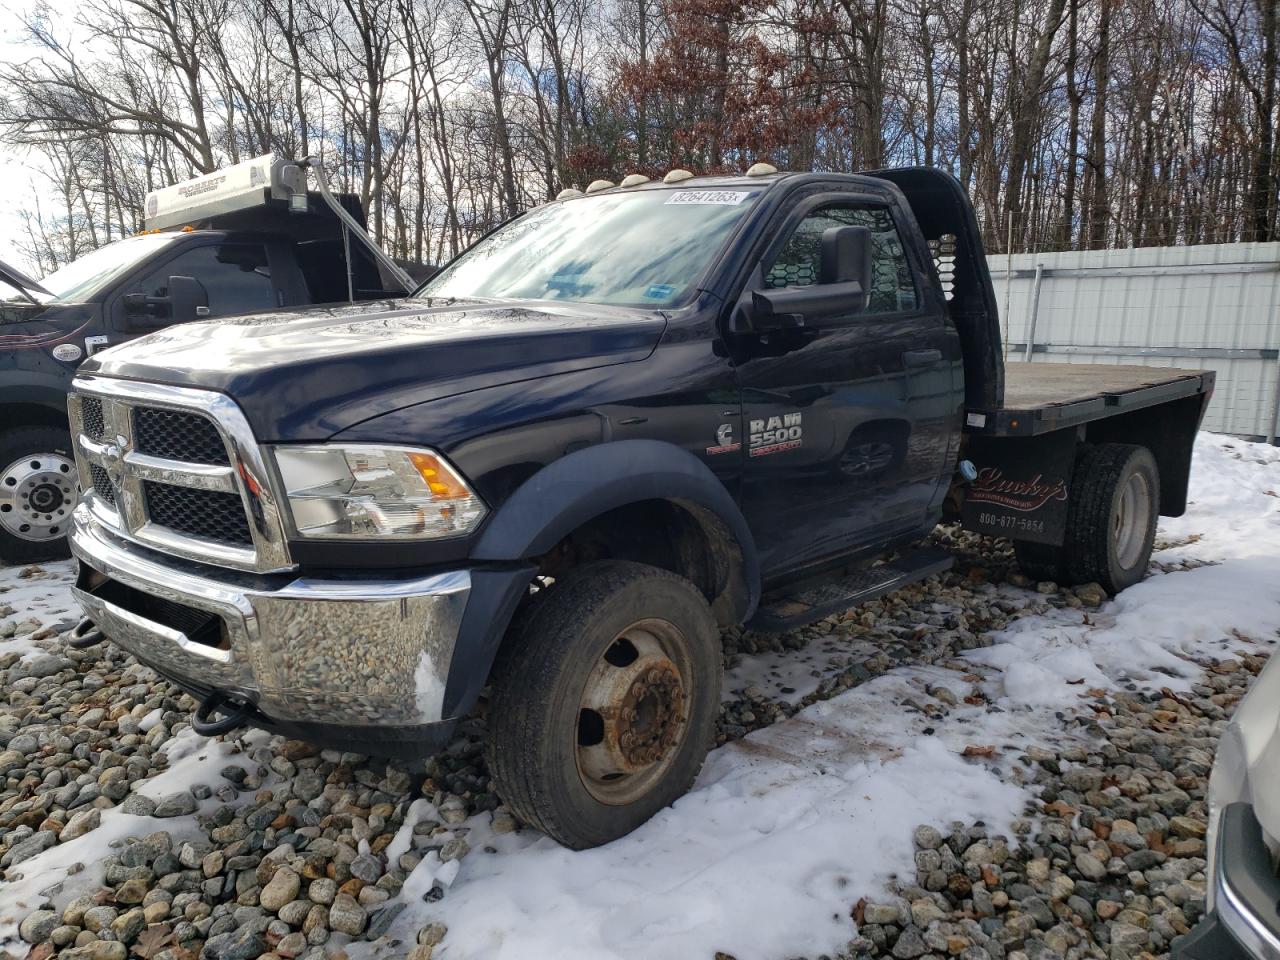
[[765, 205, 918, 313], [128, 242, 277, 318]]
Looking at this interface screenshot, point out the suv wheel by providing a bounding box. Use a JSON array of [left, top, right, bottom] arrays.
[[485, 560, 721, 849], [0, 426, 77, 564]]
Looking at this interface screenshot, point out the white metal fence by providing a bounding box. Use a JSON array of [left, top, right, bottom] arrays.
[[988, 242, 1280, 443]]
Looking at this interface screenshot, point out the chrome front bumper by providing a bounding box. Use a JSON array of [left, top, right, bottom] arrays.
[[69, 504, 471, 731], [1174, 804, 1280, 960]]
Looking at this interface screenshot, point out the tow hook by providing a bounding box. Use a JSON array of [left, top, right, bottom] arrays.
[[191, 691, 255, 737], [67, 617, 105, 649]]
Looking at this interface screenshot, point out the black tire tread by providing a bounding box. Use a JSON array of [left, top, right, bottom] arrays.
[[484, 560, 720, 847], [1062, 443, 1158, 592]]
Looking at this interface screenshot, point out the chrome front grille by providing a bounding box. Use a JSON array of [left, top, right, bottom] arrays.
[[81, 397, 106, 440], [135, 408, 230, 465], [88, 463, 116, 506], [143, 480, 252, 546], [68, 377, 292, 573]]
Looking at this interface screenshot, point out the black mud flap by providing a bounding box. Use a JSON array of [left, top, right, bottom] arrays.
[[961, 430, 1076, 546]]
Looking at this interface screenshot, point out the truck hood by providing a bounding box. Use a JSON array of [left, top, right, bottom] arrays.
[[81, 298, 666, 440]]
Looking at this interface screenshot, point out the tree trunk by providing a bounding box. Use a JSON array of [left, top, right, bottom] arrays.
[[1003, 0, 1068, 247]]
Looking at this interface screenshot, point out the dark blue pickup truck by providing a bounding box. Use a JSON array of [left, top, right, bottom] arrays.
[[65, 166, 1213, 848], [0, 154, 417, 564]]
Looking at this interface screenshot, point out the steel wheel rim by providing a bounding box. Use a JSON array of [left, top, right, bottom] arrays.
[[0, 453, 78, 542], [574, 618, 692, 806], [841, 441, 895, 477], [1114, 471, 1152, 569]]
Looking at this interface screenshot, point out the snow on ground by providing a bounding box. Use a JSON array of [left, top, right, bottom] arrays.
[[380, 434, 1280, 960], [410, 681, 1033, 960], [970, 435, 1280, 710], [0, 559, 77, 660], [1, 433, 1278, 959], [0, 729, 268, 943]]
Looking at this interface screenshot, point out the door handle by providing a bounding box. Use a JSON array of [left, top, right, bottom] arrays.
[[902, 349, 942, 368]]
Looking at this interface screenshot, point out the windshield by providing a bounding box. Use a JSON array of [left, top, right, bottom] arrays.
[[419, 187, 763, 308], [36, 234, 180, 304]]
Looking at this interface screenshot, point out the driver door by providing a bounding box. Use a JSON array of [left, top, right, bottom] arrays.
[[107, 240, 280, 343], [732, 192, 953, 579]]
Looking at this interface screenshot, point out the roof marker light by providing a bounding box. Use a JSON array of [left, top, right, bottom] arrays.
[[585, 179, 614, 194], [745, 162, 778, 177], [620, 174, 650, 187], [556, 188, 584, 200], [663, 169, 694, 183]]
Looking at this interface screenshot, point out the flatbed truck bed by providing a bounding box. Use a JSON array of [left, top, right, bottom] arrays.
[[967, 363, 1216, 437]]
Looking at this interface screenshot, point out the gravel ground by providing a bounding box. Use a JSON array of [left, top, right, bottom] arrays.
[[0, 525, 1267, 960]]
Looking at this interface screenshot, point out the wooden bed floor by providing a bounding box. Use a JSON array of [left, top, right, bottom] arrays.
[[1000, 362, 1208, 411]]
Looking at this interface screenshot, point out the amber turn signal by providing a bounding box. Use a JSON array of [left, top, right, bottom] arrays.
[[409, 452, 473, 500]]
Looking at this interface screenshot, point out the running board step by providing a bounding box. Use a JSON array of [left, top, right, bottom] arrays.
[[748, 548, 954, 633]]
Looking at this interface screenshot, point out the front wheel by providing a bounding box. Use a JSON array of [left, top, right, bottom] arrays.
[[0, 426, 78, 565], [485, 560, 721, 849]]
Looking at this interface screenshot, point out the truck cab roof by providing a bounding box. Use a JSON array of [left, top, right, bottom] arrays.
[[550, 170, 881, 201]]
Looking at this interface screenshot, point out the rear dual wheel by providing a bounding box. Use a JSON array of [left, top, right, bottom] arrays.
[[1013, 442, 1159, 595], [485, 560, 721, 849]]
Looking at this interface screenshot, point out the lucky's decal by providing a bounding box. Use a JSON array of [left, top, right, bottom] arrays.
[[749, 413, 802, 457], [969, 467, 1068, 512], [706, 422, 741, 455]]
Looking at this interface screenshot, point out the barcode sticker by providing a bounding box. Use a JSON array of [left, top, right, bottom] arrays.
[[665, 190, 751, 205]]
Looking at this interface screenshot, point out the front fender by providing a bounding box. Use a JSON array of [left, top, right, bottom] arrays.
[[0, 376, 75, 423], [440, 440, 759, 720], [472, 438, 760, 616]]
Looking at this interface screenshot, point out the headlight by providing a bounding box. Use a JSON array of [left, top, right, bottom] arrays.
[[272, 445, 487, 539]]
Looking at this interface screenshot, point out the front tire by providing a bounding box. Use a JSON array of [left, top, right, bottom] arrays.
[[485, 560, 721, 849], [0, 426, 77, 565]]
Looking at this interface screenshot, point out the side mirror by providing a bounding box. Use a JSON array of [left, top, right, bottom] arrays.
[[819, 225, 872, 304], [123, 276, 209, 328], [168, 275, 210, 323], [735, 225, 875, 333], [749, 280, 867, 330]]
